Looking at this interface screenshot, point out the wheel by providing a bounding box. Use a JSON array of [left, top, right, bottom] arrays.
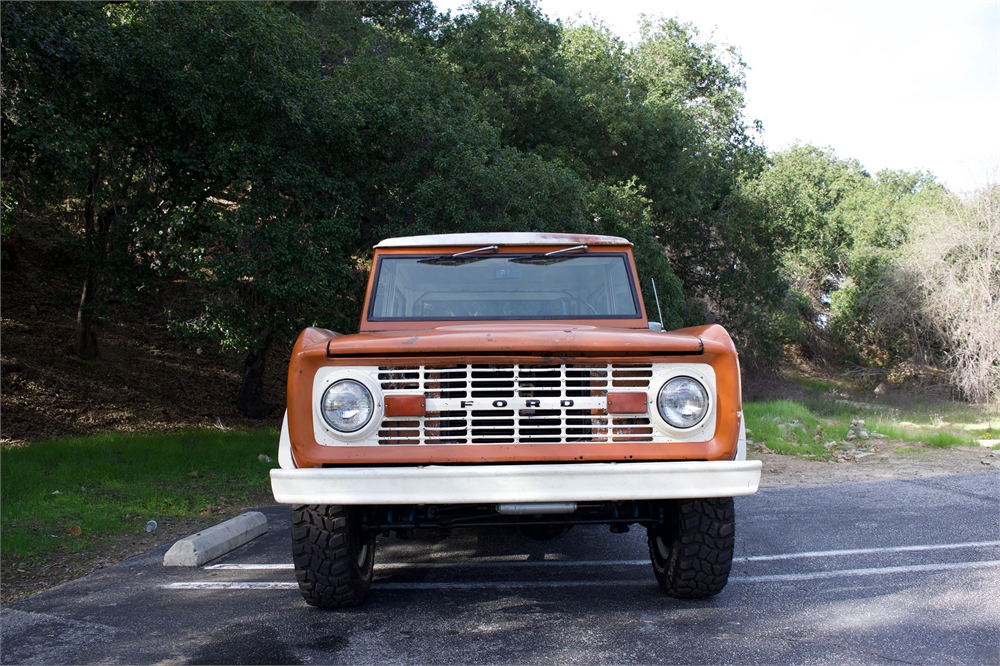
[[291, 505, 376, 609], [647, 497, 735, 599]]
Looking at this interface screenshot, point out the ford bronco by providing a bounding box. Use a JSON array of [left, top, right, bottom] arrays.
[[270, 232, 761, 608]]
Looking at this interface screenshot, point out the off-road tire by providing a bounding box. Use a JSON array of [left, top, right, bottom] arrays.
[[291, 504, 375, 609], [647, 497, 735, 599]]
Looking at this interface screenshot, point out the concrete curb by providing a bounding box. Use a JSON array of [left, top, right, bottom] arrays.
[[163, 511, 268, 567]]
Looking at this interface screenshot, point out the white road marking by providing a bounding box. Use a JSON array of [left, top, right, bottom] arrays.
[[202, 540, 1000, 571], [736, 559, 1000, 583], [164, 582, 298, 590], [205, 563, 294, 570], [739, 540, 1000, 562], [165, 559, 1000, 591]]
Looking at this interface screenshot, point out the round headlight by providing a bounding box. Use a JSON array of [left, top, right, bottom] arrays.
[[321, 380, 374, 433], [657, 376, 709, 429]]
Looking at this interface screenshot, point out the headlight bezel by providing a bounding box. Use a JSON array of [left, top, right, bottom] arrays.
[[313, 369, 384, 442], [656, 375, 710, 430], [647, 364, 717, 440]]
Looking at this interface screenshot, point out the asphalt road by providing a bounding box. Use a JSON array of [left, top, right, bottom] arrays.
[[3, 473, 998, 665]]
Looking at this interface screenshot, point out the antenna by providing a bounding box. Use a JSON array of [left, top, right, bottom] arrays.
[[651, 278, 664, 332]]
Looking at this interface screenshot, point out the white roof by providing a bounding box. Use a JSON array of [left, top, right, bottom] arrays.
[[375, 232, 632, 249]]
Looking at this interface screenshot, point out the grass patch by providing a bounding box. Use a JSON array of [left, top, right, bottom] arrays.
[[922, 431, 969, 448], [744, 400, 830, 456], [1, 429, 279, 563], [745, 399, 979, 456]]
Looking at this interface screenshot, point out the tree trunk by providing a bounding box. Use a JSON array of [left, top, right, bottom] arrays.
[[75, 266, 100, 359], [75, 166, 101, 360], [236, 324, 276, 418]]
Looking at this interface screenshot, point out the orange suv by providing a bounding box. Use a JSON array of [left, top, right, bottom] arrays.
[[270, 233, 761, 607]]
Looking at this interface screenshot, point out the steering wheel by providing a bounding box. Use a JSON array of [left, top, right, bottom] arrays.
[[558, 297, 599, 315]]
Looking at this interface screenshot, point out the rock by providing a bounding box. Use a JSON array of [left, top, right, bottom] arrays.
[[858, 429, 870, 440], [856, 420, 865, 428], [846, 432, 857, 441], [855, 452, 875, 459], [874, 382, 889, 396], [772, 417, 782, 424], [823, 441, 837, 449], [872, 432, 887, 440]]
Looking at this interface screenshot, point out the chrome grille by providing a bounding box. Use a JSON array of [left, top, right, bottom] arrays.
[[377, 364, 653, 445]]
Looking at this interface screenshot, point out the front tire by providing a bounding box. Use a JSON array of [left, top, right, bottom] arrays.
[[291, 505, 375, 609], [647, 497, 735, 599]]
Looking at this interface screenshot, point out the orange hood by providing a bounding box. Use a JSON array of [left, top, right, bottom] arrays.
[[325, 324, 704, 358]]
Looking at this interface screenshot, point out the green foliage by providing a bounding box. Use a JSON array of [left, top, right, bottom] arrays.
[[742, 144, 949, 366], [634, 17, 762, 170], [580, 181, 686, 329], [744, 399, 975, 458], [440, 1, 577, 160], [2, 2, 151, 295], [1, 430, 278, 561]]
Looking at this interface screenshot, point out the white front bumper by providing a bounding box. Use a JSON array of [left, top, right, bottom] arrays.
[[270, 459, 761, 505]]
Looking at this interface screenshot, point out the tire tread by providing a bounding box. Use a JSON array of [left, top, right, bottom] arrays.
[[647, 497, 735, 599], [291, 504, 374, 609]]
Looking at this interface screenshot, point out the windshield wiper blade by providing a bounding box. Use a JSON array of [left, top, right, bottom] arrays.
[[418, 245, 499, 265], [509, 245, 588, 265]]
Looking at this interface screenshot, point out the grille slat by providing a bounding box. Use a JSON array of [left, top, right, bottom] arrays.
[[377, 363, 653, 445]]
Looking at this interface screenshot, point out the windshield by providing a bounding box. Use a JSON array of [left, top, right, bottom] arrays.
[[368, 253, 641, 321]]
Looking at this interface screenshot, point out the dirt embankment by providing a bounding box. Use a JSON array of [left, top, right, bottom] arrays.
[[1, 219, 287, 444]]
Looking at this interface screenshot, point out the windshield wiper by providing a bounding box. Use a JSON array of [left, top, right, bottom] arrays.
[[509, 245, 588, 265], [418, 245, 499, 265]]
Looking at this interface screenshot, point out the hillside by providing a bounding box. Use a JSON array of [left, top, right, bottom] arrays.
[[0, 214, 287, 445]]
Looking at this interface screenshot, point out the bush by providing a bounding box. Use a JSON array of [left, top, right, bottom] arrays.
[[898, 185, 1000, 404]]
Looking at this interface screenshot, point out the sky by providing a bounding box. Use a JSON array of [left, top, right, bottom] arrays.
[[435, 0, 1000, 194]]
